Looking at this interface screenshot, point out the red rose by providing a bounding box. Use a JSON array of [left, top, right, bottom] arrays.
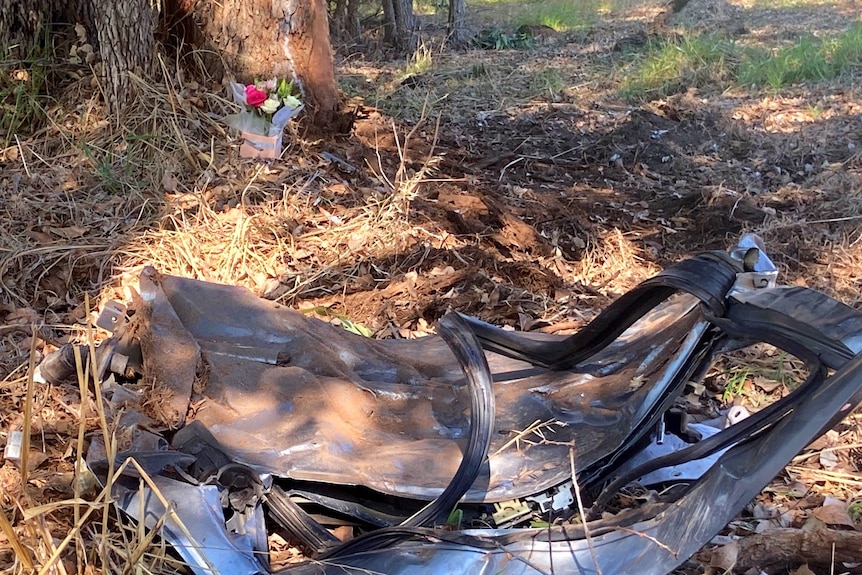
[[245, 84, 268, 108]]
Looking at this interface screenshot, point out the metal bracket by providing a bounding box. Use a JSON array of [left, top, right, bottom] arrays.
[[525, 480, 575, 515], [96, 300, 128, 333], [492, 499, 532, 527], [729, 234, 778, 291]]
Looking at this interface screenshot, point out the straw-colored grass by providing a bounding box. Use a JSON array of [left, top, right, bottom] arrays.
[[2, 0, 862, 571], [0, 316, 196, 574]]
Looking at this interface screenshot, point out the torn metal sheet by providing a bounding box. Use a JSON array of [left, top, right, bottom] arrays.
[[286, 347, 862, 574], [85, 428, 270, 575], [137, 266, 200, 429], [149, 267, 708, 502], [53, 234, 862, 575], [114, 473, 269, 575], [613, 422, 729, 485]]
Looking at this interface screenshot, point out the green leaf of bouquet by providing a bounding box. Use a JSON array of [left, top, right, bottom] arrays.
[[277, 78, 290, 99]]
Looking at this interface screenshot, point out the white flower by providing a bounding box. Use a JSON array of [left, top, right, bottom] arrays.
[[260, 97, 281, 114], [282, 94, 301, 109], [264, 78, 277, 91]]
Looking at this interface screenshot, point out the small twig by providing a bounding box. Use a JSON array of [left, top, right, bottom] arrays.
[[20, 325, 39, 490], [570, 443, 603, 575], [491, 418, 562, 457], [72, 333, 92, 574], [472, 152, 515, 170], [0, 325, 38, 335], [785, 465, 862, 488], [82, 300, 116, 561], [613, 526, 678, 558], [791, 442, 862, 464], [0, 509, 33, 570], [499, 156, 525, 181], [14, 134, 30, 179], [768, 214, 862, 229]]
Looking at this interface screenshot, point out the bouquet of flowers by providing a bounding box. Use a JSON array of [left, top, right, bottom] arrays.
[[223, 78, 304, 138]]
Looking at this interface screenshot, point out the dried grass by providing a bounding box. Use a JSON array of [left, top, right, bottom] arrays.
[[573, 227, 660, 293], [749, 166, 862, 302], [2, 1, 862, 571], [0, 38, 462, 571]]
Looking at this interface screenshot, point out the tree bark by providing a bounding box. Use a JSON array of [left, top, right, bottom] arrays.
[[381, 0, 416, 51], [394, 0, 417, 52], [381, 0, 397, 46], [345, 0, 362, 42], [332, 0, 362, 43], [448, 0, 470, 47], [1, 0, 342, 129], [0, 0, 53, 57], [92, 0, 157, 112], [194, 0, 340, 127], [0, 0, 155, 115], [697, 527, 862, 573]]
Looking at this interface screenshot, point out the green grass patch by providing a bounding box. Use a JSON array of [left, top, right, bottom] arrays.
[[619, 34, 739, 100], [0, 30, 53, 147], [415, 0, 450, 16], [620, 21, 862, 100], [474, 26, 534, 50], [82, 132, 170, 196], [301, 306, 374, 337], [529, 67, 566, 99], [832, 20, 862, 71], [471, 0, 604, 31], [739, 23, 862, 88], [526, 0, 604, 31], [721, 366, 750, 403], [404, 43, 434, 77]]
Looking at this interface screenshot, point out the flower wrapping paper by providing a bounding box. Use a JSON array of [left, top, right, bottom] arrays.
[[223, 82, 304, 137]]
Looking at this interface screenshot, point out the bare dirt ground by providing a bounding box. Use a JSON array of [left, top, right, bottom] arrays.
[[1, 0, 861, 572]]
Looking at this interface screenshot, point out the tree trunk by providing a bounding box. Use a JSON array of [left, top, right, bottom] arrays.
[[346, 0, 362, 42], [92, 0, 157, 112], [0, 0, 155, 115], [447, 0, 469, 47], [381, 0, 397, 46], [193, 0, 340, 127], [381, 0, 416, 52], [332, 0, 362, 43], [334, 0, 347, 27], [0, 0, 52, 57], [2, 0, 341, 129], [394, 0, 417, 52]]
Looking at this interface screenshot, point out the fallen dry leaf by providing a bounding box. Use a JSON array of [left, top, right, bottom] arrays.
[[5, 307, 40, 325], [708, 540, 738, 572], [789, 564, 817, 575], [819, 449, 839, 470], [347, 232, 366, 252], [48, 225, 89, 239], [161, 170, 179, 192], [1, 146, 19, 161], [752, 374, 785, 393], [27, 230, 54, 245], [812, 502, 855, 530]]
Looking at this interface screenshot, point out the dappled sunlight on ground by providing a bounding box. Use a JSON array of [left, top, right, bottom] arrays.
[[2, 0, 862, 571]]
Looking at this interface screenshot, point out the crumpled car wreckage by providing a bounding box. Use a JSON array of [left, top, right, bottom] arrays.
[[37, 235, 862, 575]]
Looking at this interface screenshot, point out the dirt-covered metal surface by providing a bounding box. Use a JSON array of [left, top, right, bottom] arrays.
[[141, 267, 705, 502]]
